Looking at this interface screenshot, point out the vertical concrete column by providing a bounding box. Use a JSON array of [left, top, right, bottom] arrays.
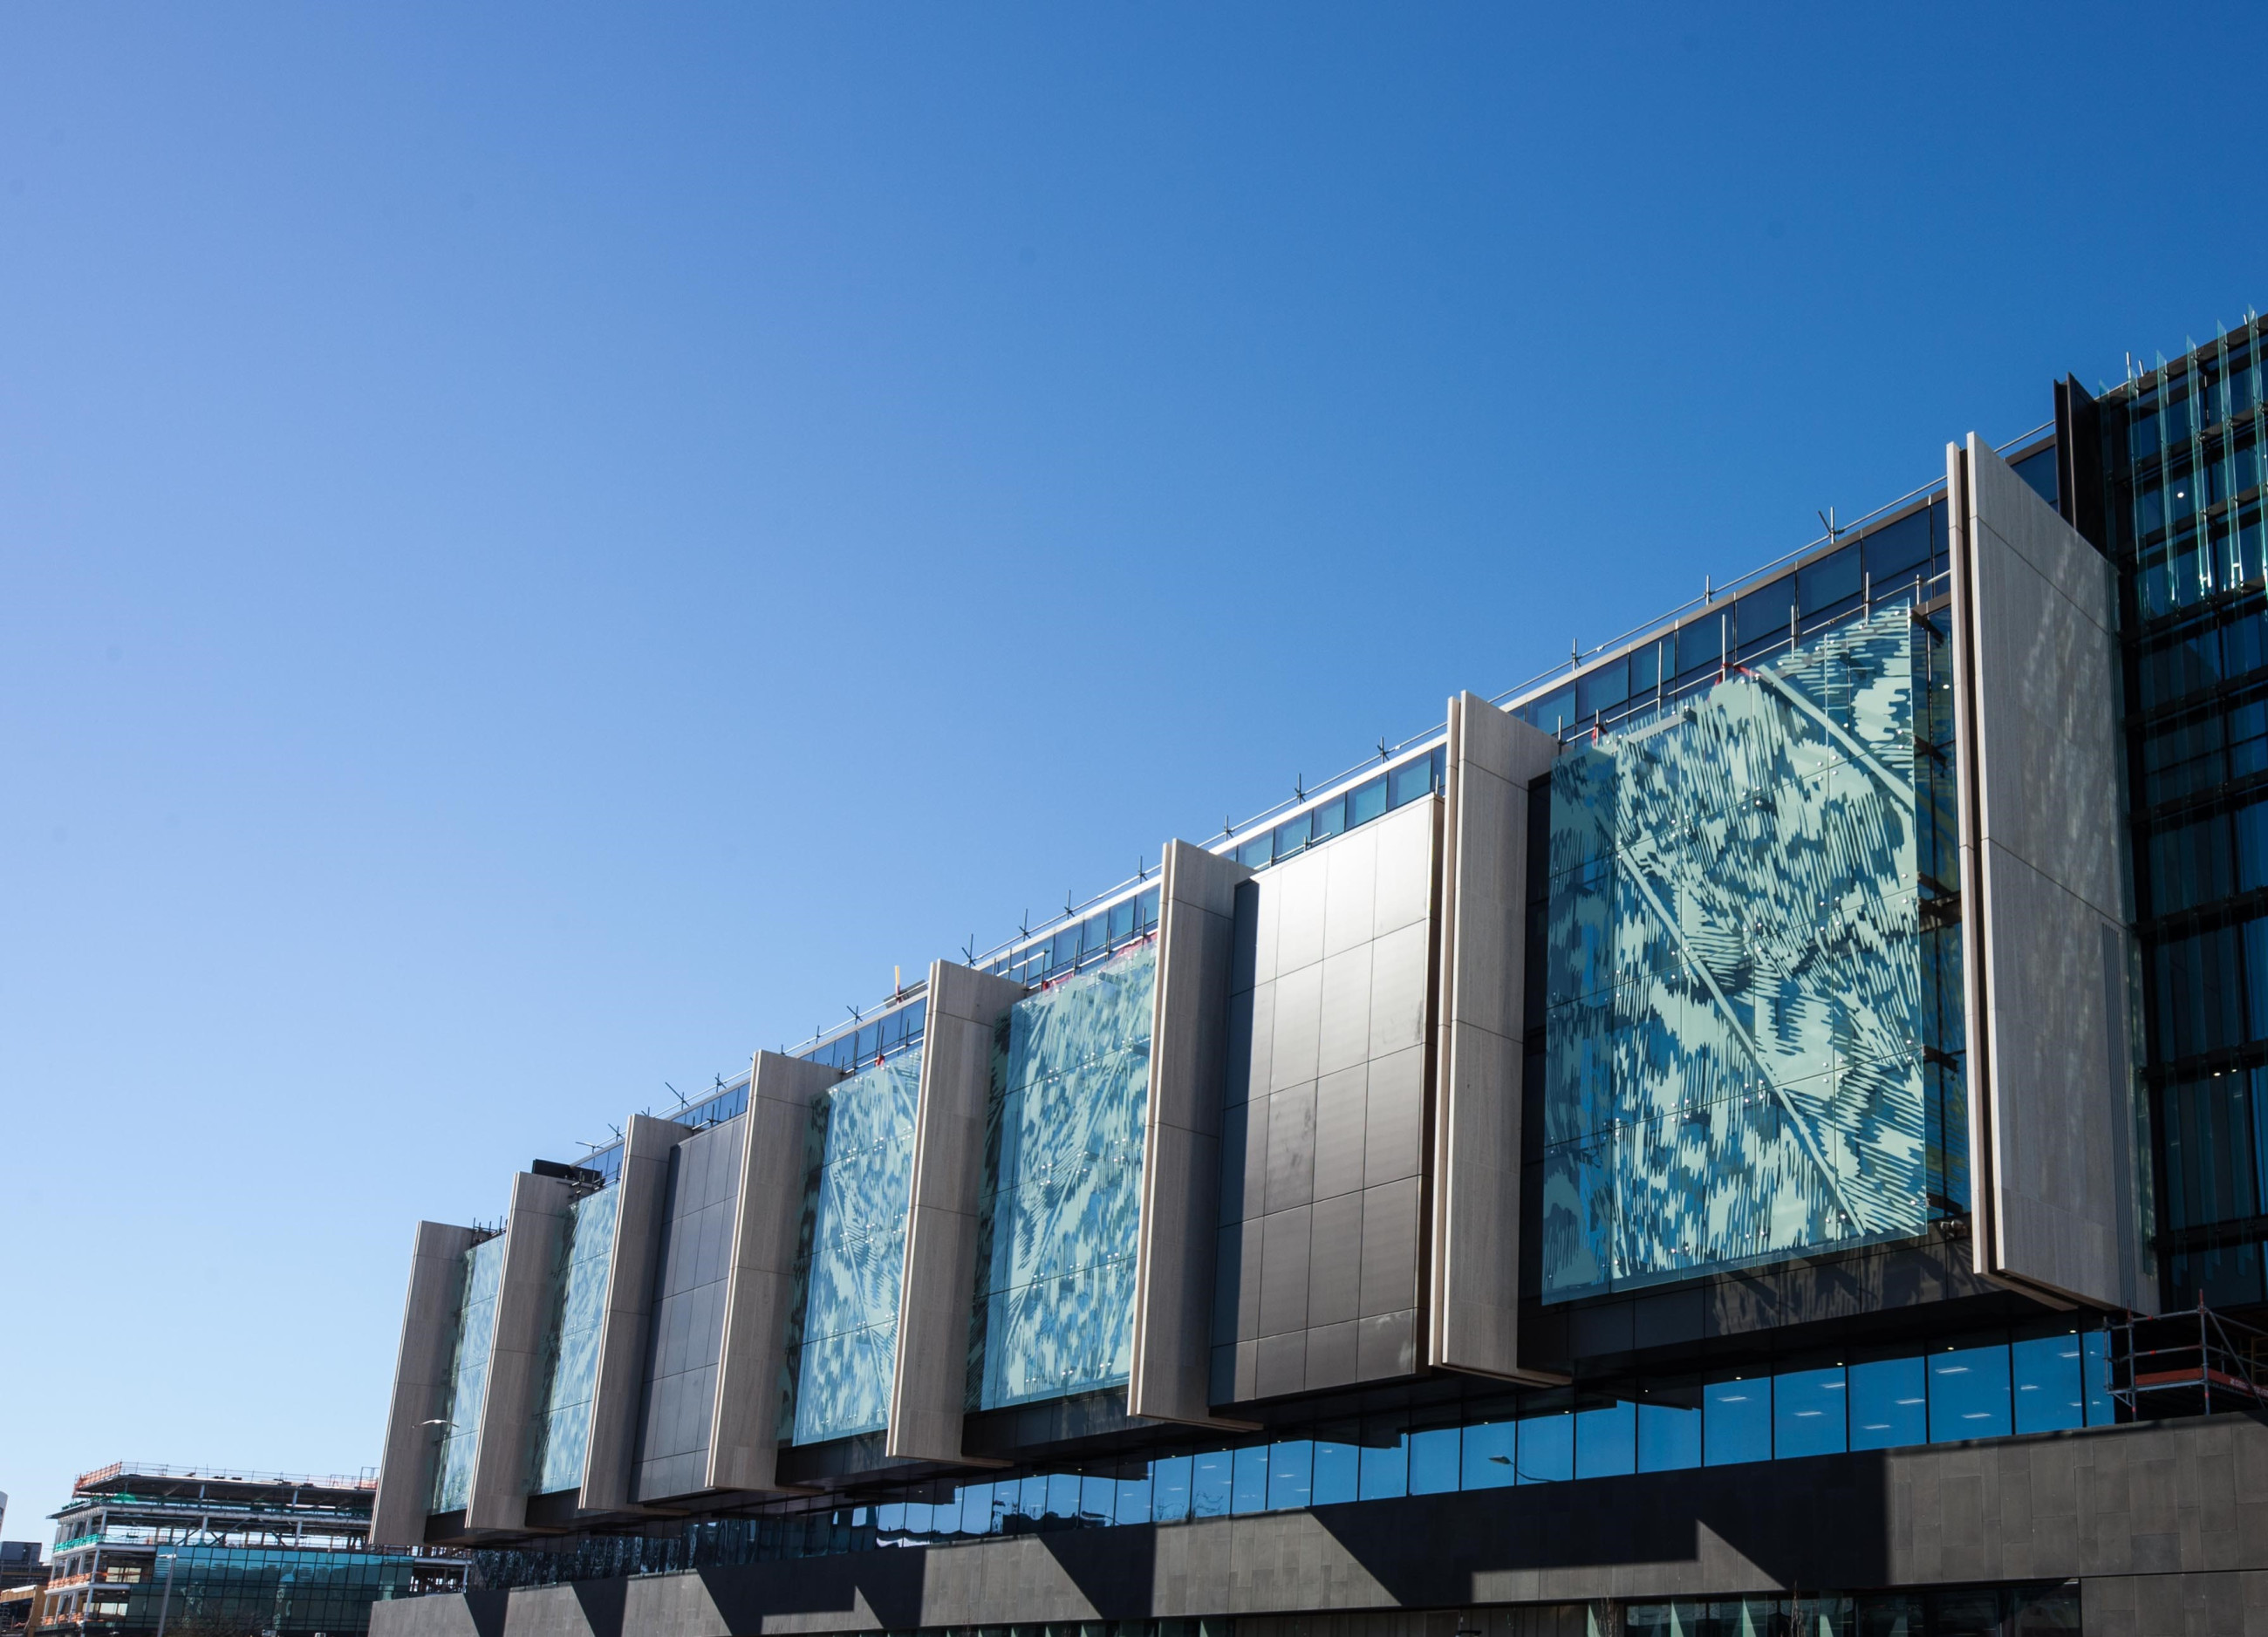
[[886, 959, 1028, 1463], [1948, 433, 2150, 1313], [578, 1113, 693, 1515], [1428, 692, 1565, 1381], [463, 1171, 573, 1532], [706, 1051, 844, 1494], [372, 1220, 476, 1547], [1127, 840, 1255, 1425]]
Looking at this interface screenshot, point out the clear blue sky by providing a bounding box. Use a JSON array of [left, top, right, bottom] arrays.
[[3, 3, 2259, 1543]]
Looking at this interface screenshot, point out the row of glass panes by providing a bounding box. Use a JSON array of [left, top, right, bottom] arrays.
[[1228, 749, 1445, 872], [1511, 511, 1946, 741], [980, 888, 1162, 988], [803, 998, 929, 1074], [2127, 331, 2268, 460]]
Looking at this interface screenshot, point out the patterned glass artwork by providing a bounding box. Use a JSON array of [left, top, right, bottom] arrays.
[[430, 1233, 505, 1511], [970, 943, 1156, 1410], [528, 1183, 618, 1495], [1540, 604, 1962, 1301], [786, 1049, 921, 1445]]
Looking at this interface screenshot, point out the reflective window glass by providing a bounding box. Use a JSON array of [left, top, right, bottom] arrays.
[[1358, 1431, 1406, 1499], [2084, 1331, 2115, 1427], [1274, 812, 1310, 860], [2012, 1335, 2085, 1434], [1114, 1470, 1149, 1524], [1460, 1420, 1516, 1490], [1799, 544, 1862, 614], [1704, 1380, 1770, 1466], [1266, 1441, 1312, 1511], [1574, 1401, 1636, 1477], [1636, 1401, 1701, 1470], [1735, 577, 1796, 653], [1408, 1427, 1459, 1494], [1150, 1456, 1191, 1523], [1312, 1440, 1359, 1504], [1674, 617, 1724, 679], [1928, 1345, 2012, 1441], [1848, 1356, 1927, 1450], [1518, 1413, 1573, 1484], [1390, 755, 1436, 808], [1310, 797, 1346, 843], [1349, 777, 1389, 828], [1576, 661, 1629, 720], [1190, 1449, 1232, 1518], [1773, 1367, 1847, 1458], [1237, 836, 1272, 870], [1529, 685, 1577, 736], [1231, 1445, 1267, 1514], [1862, 508, 1933, 585]]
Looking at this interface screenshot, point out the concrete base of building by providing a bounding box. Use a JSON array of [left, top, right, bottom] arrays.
[[371, 1416, 2268, 1637]]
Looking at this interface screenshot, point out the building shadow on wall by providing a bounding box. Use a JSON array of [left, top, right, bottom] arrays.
[[1308, 1451, 1892, 1603]]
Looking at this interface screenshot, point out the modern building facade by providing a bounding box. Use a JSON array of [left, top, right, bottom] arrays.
[[372, 323, 2268, 1637], [36, 1463, 464, 1637]]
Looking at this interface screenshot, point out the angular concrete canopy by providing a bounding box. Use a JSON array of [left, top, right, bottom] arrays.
[[578, 1112, 694, 1516], [371, 1219, 476, 1549]]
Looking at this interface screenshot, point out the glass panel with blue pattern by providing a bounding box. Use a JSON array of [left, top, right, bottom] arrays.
[[431, 1233, 505, 1511], [970, 943, 1157, 1409], [980, 890, 1159, 989], [1540, 603, 1961, 1301], [785, 1048, 921, 1444], [529, 1185, 619, 1494]]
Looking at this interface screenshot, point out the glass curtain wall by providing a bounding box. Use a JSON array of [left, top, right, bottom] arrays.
[[783, 1049, 922, 1444], [430, 1234, 506, 1512], [2108, 322, 2268, 1306], [528, 1185, 619, 1495], [1540, 603, 1962, 1300], [968, 943, 1158, 1409]]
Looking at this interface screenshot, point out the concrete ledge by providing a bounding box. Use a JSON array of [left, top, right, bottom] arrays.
[[372, 1220, 478, 1549]]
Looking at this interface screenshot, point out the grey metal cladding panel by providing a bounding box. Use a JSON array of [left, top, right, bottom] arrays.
[[1367, 921, 1430, 1060], [1220, 1094, 1267, 1225], [888, 958, 1027, 1463], [1263, 1082, 1317, 1214], [1316, 945, 1374, 1077], [1274, 849, 1329, 977], [1306, 1317, 1360, 1389], [465, 1171, 571, 1532], [1269, 963, 1324, 1092], [1231, 879, 1262, 995], [1363, 1046, 1424, 1187], [1322, 827, 1379, 957], [1254, 1329, 1306, 1399], [1224, 990, 1257, 1108], [710, 1052, 840, 1495], [372, 1220, 475, 1548], [1959, 435, 2142, 1313], [1256, 1204, 1313, 1337], [1312, 1064, 1367, 1202], [1306, 1190, 1363, 1327], [1358, 1177, 1421, 1319], [1372, 798, 1437, 936], [1247, 875, 1280, 992], [1431, 691, 1559, 1381], [579, 1112, 693, 1514], [1356, 1308, 1418, 1379]]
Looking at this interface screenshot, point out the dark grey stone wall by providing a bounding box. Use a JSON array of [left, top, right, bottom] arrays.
[[632, 1120, 746, 1502], [371, 1416, 2268, 1637]]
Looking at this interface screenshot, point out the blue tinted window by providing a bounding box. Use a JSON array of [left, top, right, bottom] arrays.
[[1674, 617, 1723, 679], [1460, 1420, 1516, 1490], [1518, 1413, 1573, 1484], [1798, 544, 1861, 614], [1136, 885, 1160, 931], [1150, 1455, 1191, 1523], [1190, 1449, 1232, 1518], [1530, 685, 1576, 736], [1773, 1367, 1847, 1458], [2012, 446, 2059, 507], [1358, 1432, 1406, 1498], [1863, 509, 1933, 584], [1575, 1401, 1636, 1477], [1312, 1440, 1359, 1504], [1408, 1427, 1460, 1494], [1631, 640, 1662, 693], [1849, 1357, 1927, 1450], [1576, 661, 1629, 720], [1108, 898, 1136, 945], [1736, 577, 1795, 653], [1274, 811, 1310, 860], [1112, 1471, 1148, 1524], [1636, 1401, 1700, 1470], [2084, 1332, 2115, 1426], [2012, 1335, 2085, 1434], [1929, 1346, 2012, 1441], [1231, 1444, 1267, 1513], [1266, 1441, 1312, 1511], [1237, 836, 1272, 870], [1310, 797, 1346, 843], [1349, 777, 1388, 827], [1704, 1380, 1770, 1466], [1389, 755, 1436, 809]]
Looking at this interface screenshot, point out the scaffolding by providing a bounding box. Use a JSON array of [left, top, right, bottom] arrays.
[[2108, 1300, 2268, 1422]]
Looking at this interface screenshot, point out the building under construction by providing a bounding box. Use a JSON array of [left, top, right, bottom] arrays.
[[37, 1463, 462, 1637]]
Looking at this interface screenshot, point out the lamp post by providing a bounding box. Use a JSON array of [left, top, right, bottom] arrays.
[[152, 1552, 178, 1637]]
